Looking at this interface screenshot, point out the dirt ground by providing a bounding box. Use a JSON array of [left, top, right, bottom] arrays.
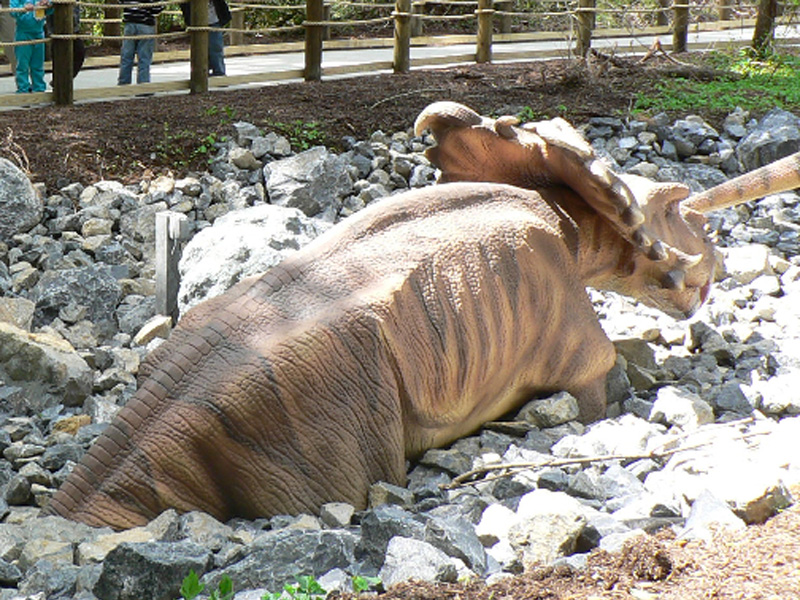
[[0, 53, 732, 193], [0, 54, 799, 598]]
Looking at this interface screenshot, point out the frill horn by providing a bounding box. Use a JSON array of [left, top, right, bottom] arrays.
[[414, 101, 483, 137], [683, 151, 800, 213]]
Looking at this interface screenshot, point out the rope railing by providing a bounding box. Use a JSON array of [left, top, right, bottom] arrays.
[[1, 0, 794, 107]]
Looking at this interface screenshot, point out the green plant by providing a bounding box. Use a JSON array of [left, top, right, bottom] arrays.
[[180, 571, 234, 600], [262, 574, 327, 600], [264, 119, 326, 152], [351, 575, 381, 594], [204, 105, 238, 125], [633, 50, 800, 116]]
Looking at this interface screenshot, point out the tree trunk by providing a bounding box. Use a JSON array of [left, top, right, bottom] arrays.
[[752, 0, 778, 55]]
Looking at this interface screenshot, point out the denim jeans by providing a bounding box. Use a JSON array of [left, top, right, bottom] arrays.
[[118, 22, 156, 84], [208, 25, 225, 76]]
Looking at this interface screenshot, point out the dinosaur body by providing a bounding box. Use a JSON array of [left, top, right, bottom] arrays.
[[47, 103, 800, 529]]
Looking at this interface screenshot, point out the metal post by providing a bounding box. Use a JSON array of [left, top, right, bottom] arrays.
[[394, 0, 411, 73], [305, 0, 324, 81], [476, 0, 493, 63], [52, 0, 74, 105], [155, 212, 190, 323], [189, 0, 209, 93]]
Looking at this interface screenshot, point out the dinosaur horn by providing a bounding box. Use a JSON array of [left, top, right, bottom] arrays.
[[682, 151, 800, 213], [414, 101, 483, 136]]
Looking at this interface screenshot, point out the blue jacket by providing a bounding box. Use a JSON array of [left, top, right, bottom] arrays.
[[11, 0, 52, 36]]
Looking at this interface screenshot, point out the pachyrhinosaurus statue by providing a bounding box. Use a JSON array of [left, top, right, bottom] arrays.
[[46, 102, 800, 529]]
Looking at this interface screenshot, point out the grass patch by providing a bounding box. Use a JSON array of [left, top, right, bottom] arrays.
[[634, 49, 800, 116]]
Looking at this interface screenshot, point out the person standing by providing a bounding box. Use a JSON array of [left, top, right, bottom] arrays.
[[117, 0, 163, 85], [180, 0, 230, 77], [10, 0, 51, 93]]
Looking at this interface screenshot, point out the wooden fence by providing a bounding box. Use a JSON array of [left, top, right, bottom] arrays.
[[0, 0, 797, 107]]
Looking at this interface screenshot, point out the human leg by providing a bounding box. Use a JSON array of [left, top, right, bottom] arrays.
[[134, 23, 155, 83], [28, 33, 45, 91], [208, 27, 225, 76], [117, 22, 136, 85], [14, 39, 32, 93]]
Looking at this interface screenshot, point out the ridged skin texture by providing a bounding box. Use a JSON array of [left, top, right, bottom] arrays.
[[48, 182, 622, 529], [48, 103, 736, 529]]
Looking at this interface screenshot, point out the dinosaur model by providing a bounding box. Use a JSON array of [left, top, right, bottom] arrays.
[[46, 103, 800, 530]]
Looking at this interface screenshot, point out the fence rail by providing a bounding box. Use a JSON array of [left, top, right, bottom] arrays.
[[0, 0, 797, 107]]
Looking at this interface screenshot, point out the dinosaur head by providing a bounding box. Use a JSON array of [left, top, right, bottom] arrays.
[[415, 102, 800, 320], [605, 175, 716, 319]]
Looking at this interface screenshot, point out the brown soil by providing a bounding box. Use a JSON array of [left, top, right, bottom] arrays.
[[354, 492, 800, 599], [1, 54, 798, 598], [0, 53, 732, 193]]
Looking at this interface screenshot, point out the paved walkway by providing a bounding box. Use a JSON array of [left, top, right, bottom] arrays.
[[1, 23, 798, 100]]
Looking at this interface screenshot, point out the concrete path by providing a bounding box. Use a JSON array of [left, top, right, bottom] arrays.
[[1, 22, 798, 99]]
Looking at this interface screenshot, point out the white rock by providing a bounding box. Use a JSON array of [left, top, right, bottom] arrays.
[[379, 537, 459, 587], [475, 503, 518, 547], [650, 386, 715, 430], [721, 244, 771, 285]]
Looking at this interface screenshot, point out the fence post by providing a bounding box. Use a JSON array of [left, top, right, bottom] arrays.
[[475, 0, 492, 63], [410, 0, 423, 36], [672, 0, 689, 52], [155, 212, 190, 323], [230, 7, 244, 46], [575, 0, 594, 57], [51, 0, 74, 105], [189, 0, 209, 93], [495, 0, 512, 34], [394, 0, 411, 73], [305, 0, 324, 81], [104, 5, 122, 50], [717, 0, 731, 20], [657, 0, 670, 25]]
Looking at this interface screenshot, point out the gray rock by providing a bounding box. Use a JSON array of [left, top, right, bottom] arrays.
[[516, 392, 580, 428], [379, 537, 459, 587], [357, 505, 426, 565], [422, 507, 487, 573], [207, 529, 356, 592], [264, 147, 353, 220], [31, 265, 122, 335], [18, 560, 80, 599], [368, 481, 415, 509], [0, 159, 43, 238], [93, 541, 212, 600], [737, 108, 800, 171], [319, 503, 355, 529], [0, 323, 93, 412]]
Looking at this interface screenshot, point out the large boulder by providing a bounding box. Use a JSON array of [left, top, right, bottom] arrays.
[[0, 159, 43, 238], [737, 108, 800, 171], [264, 147, 353, 221], [0, 322, 92, 412], [177, 204, 327, 314], [30, 265, 123, 337]]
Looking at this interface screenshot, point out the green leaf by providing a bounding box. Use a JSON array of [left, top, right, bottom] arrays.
[[352, 575, 382, 593], [180, 570, 205, 600]]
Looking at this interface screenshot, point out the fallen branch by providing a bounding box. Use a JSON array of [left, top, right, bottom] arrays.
[[444, 415, 765, 490]]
